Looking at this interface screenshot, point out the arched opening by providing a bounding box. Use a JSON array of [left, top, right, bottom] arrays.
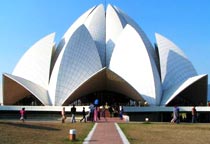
[[81, 91, 131, 106], [62, 68, 144, 106], [166, 75, 208, 106], [68, 90, 138, 107], [14, 95, 43, 106]]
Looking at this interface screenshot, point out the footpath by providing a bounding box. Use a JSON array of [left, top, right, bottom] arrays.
[[83, 118, 130, 144]]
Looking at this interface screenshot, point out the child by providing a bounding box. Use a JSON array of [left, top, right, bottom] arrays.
[[20, 107, 26, 122]]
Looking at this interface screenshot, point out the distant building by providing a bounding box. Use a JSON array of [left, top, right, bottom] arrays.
[[2, 4, 208, 106], [208, 85, 210, 102]]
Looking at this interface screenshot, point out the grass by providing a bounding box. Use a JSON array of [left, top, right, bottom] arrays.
[[0, 120, 94, 144], [119, 122, 210, 144], [2, 120, 210, 144]]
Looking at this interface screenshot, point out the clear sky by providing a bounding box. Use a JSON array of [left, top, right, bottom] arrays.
[[0, 0, 210, 102]]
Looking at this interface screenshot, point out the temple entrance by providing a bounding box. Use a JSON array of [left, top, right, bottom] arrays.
[[73, 91, 133, 106]]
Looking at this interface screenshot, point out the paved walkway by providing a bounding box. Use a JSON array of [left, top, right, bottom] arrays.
[[83, 118, 130, 144]]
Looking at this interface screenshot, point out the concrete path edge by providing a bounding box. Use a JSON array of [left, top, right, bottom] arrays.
[[83, 123, 98, 144], [115, 123, 130, 144]]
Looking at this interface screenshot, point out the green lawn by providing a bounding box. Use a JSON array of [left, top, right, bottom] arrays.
[[119, 122, 210, 144], [0, 120, 94, 144], [1, 120, 210, 144]]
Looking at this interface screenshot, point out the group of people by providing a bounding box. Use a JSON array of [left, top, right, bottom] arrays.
[[87, 103, 108, 122], [61, 103, 106, 123], [61, 104, 77, 123], [88, 102, 124, 122], [60, 101, 124, 123], [171, 105, 197, 123], [19, 104, 198, 123]]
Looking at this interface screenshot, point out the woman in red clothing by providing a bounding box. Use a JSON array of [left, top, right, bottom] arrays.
[[20, 107, 26, 122]]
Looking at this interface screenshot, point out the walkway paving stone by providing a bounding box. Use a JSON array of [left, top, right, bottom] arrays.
[[84, 118, 129, 144]]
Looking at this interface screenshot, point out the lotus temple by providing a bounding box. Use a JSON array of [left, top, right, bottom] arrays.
[[1, 4, 208, 111]]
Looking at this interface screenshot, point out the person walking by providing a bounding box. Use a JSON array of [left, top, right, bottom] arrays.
[[80, 107, 86, 122], [89, 103, 94, 122], [171, 105, 179, 123], [109, 105, 114, 117], [101, 105, 107, 121], [94, 106, 98, 122], [192, 106, 197, 123], [119, 106, 124, 120], [61, 107, 66, 123], [20, 107, 26, 122], [71, 104, 76, 123], [93, 99, 99, 122], [97, 106, 101, 120]]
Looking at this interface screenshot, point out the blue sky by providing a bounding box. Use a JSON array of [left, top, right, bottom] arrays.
[[0, 0, 210, 102]]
